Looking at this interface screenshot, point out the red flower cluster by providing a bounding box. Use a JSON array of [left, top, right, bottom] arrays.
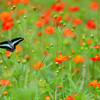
[[86, 20, 96, 29], [0, 11, 14, 31], [69, 6, 80, 12], [11, 0, 30, 4], [0, 79, 11, 85], [90, 54, 100, 61], [51, 3, 64, 12], [94, 44, 100, 49], [73, 18, 82, 25]]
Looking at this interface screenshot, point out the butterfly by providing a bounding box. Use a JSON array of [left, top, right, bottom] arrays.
[[0, 37, 24, 52]]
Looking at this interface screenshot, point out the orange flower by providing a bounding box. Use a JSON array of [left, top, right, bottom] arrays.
[[90, 2, 98, 10], [0, 79, 11, 85], [89, 80, 97, 88], [94, 44, 100, 49], [66, 95, 76, 100], [73, 18, 82, 25], [97, 82, 100, 88], [5, 50, 11, 57], [72, 50, 75, 54], [15, 45, 22, 52], [55, 54, 68, 64], [19, 9, 26, 14], [87, 39, 92, 44], [33, 61, 45, 69], [35, 20, 45, 27], [44, 26, 54, 35], [3, 91, 8, 95], [25, 55, 30, 60], [58, 85, 62, 88], [73, 55, 85, 63], [0, 12, 12, 21], [44, 95, 50, 100], [51, 3, 64, 12], [69, 6, 80, 12], [86, 20, 96, 29], [63, 27, 73, 36]]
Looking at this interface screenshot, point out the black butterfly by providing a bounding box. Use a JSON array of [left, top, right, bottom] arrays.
[[0, 37, 24, 52]]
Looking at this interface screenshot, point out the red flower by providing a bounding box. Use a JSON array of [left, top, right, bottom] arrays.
[[63, 27, 73, 36], [53, 15, 62, 22], [51, 3, 64, 12], [0, 79, 11, 85], [11, 0, 20, 4], [86, 20, 96, 29], [21, 0, 29, 4], [37, 32, 42, 36], [44, 26, 54, 35], [44, 95, 50, 100], [87, 39, 92, 44], [2, 20, 14, 31], [90, 2, 98, 10], [73, 18, 82, 25], [5, 50, 11, 57], [69, 6, 80, 12], [90, 54, 100, 61], [55, 54, 68, 64], [35, 20, 45, 27]]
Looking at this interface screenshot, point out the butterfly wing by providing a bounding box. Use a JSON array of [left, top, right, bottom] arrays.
[[0, 41, 13, 52], [11, 38, 24, 48]]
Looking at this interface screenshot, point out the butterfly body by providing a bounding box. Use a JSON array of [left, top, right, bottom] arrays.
[[0, 37, 24, 52]]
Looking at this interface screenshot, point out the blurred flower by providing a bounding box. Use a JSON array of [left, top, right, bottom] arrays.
[[87, 39, 92, 44], [43, 50, 47, 55], [5, 50, 11, 57], [90, 2, 98, 10], [44, 26, 54, 35], [90, 54, 100, 61], [58, 85, 62, 88], [72, 67, 81, 73], [11, 0, 21, 4], [73, 55, 85, 63], [55, 54, 69, 64], [89, 80, 97, 88], [64, 13, 71, 21], [0, 79, 11, 85], [97, 82, 100, 88], [51, 3, 64, 12], [15, 45, 22, 52], [3, 91, 8, 95], [86, 20, 96, 29], [66, 95, 76, 100], [63, 27, 73, 36], [21, 0, 30, 4], [94, 44, 100, 49], [2, 20, 14, 31], [37, 32, 42, 36], [35, 20, 45, 27], [53, 15, 62, 22], [25, 55, 30, 60], [0, 12, 12, 21], [33, 61, 45, 69], [44, 95, 50, 100], [19, 9, 26, 14], [69, 6, 80, 12], [73, 18, 82, 25], [72, 50, 75, 54]]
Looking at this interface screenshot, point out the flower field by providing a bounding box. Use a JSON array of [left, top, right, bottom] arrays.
[[0, 0, 100, 100]]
